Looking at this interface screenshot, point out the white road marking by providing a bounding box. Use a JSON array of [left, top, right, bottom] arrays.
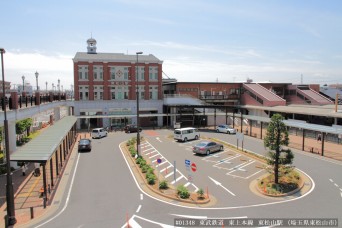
[[122, 215, 175, 228], [165, 171, 174, 178], [122, 216, 142, 228], [329, 179, 334, 182], [140, 194, 143, 200], [170, 214, 248, 219], [149, 153, 159, 159], [160, 164, 172, 173], [208, 176, 236, 196], [184, 182, 191, 187], [171, 175, 183, 184], [145, 150, 157, 156], [156, 137, 162, 142], [245, 169, 265, 179], [35, 150, 81, 228], [335, 183, 339, 187], [120, 141, 315, 210], [136, 205, 142, 213], [156, 160, 167, 167]]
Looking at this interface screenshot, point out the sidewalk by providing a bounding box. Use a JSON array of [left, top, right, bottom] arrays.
[[0, 133, 89, 228], [238, 126, 342, 162]]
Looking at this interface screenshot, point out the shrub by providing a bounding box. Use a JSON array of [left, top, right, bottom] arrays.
[[159, 180, 168, 189], [141, 164, 150, 173], [136, 157, 144, 164], [177, 185, 190, 199], [130, 150, 136, 157], [146, 173, 156, 185], [139, 159, 147, 168], [197, 188, 204, 199], [146, 167, 154, 175]]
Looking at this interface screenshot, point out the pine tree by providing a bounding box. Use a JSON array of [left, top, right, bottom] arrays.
[[264, 114, 294, 184]]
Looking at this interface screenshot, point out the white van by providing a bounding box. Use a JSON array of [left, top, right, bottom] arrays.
[[174, 127, 200, 142], [91, 128, 108, 139]]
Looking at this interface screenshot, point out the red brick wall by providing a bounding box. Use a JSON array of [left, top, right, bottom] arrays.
[[74, 60, 163, 101]]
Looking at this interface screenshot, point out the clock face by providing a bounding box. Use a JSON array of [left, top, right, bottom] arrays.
[[116, 70, 123, 78]]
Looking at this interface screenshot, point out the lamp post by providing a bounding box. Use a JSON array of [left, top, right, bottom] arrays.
[[35, 71, 39, 91], [58, 79, 60, 93], [1, 48, 17, 225], [52, 83, 54, 92], [61, 85, 63, 92], [22, 75, 25, 92], [45, 81, 48, 92], [71, 84, 73, 100], [136, 51, 143, 156]]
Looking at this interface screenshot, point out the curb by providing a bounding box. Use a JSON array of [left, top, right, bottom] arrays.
[[254, 170, 306, 197]]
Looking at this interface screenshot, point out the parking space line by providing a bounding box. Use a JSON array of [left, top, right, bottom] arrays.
[[213, 155, 241, 168], [165, 171, 174, 178], [227, 160, 251, 171], [149, 153, 159, 159], [245, 169, 264, 179], [171, 176, 183, 184], [145, 150, 157, 156], [156, 160, 167, 167], [160, 165, 172, 173]]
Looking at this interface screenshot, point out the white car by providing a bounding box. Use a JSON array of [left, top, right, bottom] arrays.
[[91, 128, 108, 139], [216, 125, 236, 134]]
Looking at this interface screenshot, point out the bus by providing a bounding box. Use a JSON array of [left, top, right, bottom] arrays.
[[174, 127, 200, 142]]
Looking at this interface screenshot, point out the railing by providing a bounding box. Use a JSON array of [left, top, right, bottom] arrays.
[[199, 94, 239, 100], [1, 93, 68, 111]]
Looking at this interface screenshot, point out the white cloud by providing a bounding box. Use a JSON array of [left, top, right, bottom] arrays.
[[3, 51, 73, 90]]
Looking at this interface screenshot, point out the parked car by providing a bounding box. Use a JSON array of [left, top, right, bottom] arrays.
[[124, 124, 142, 133], [193, 141, 223, 155], [91, 128, 108, 139], [216, 124, 236, 134], [78, 139, 92, 152]]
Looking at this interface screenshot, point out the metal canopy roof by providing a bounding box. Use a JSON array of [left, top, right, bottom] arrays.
[[243, 114, 342, 135], [10, 116, 77, 162]]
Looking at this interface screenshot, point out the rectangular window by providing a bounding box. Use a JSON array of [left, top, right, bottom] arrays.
[[110, 67, 116, 80], [111, 92, 115, 99], [78, 66, 89, 80], [124, 67, 128, 80]]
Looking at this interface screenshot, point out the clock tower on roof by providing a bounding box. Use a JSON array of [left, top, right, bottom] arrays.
[[87, 37, 97, 54]]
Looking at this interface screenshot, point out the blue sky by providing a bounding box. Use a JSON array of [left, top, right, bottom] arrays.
[[1, 0, 342, 90]]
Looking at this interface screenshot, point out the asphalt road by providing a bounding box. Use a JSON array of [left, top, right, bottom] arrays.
[[30, 129, 342, 227]]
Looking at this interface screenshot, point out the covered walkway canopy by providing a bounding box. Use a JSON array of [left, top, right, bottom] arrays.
[[11, 116, 77, 163], [10, 116, 78, 200]]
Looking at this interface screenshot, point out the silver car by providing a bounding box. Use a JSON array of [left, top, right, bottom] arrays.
[[216, 124, 236, 134], [193, 141, 224, 155]]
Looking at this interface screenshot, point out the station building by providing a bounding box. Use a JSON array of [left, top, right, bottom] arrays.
[[73, 38, 163, 129]]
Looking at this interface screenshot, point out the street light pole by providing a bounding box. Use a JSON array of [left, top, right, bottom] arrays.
[[35, 71, 39, 91], [1, 48, 17, 225], [52, 83, 54, 93], [22, 75, 25, 93], [46, 81, 48, 92], [136, 51, 143, 157], [58, 79, 60, 93]]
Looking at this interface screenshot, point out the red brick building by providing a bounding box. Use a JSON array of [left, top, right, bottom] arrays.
[[73, 38, 164, 129]]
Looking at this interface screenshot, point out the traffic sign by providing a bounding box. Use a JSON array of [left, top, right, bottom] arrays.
[[157, 158, 162, 164], [191, 162, 197, 172], [185, 159, 190, 167]]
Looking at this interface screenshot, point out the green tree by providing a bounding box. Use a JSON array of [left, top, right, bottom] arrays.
[[16, 118, 33, 137], [264, 114, 294, 184]]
